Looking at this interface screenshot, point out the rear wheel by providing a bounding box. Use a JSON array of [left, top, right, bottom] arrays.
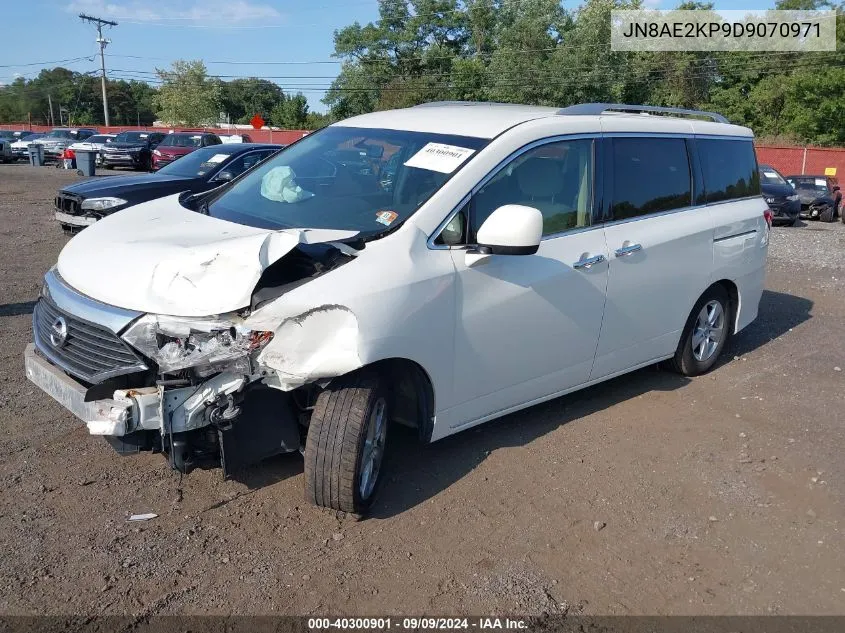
[[304, 370, 389, 515], [668, 285, 731, 376]]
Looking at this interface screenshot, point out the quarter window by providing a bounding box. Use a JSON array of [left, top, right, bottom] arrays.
[[610, 137, 691, 220], [470, 139, 594, 238], [698, 139, 760, 203]]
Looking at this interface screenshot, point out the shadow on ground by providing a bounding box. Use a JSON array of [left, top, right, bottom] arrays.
[[226, 289, 814, 517], [0, 301, 36, 317]]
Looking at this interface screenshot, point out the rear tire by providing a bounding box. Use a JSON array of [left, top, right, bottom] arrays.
[[304, 370, 389, 515], [668, 285, 731, 376]]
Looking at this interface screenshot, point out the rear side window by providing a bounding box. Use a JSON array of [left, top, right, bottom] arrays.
[[698, 139, 760, 203], [610, 137, 691, 220]]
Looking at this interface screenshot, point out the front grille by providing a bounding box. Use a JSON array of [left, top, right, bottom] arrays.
[[33, 297, 147, 384], [54, 194, 81, 215]]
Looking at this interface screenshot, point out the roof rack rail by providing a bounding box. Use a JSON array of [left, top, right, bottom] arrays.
[[556, 103, 729, 124], [413, 100, 530, 108]]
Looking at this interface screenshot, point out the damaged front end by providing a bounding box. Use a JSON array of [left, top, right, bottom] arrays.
[[26, 233, 358, 476]]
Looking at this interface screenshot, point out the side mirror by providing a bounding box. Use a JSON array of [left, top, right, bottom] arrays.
[[216, 169, 235, 182], [476, 204, 543, 256]]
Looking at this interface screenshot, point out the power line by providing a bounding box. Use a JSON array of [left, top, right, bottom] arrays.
[[0, 55, 95, 69]]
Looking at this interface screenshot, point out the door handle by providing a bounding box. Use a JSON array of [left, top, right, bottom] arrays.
[[573, 254, 606, 270], [614, 242, 643, 257]]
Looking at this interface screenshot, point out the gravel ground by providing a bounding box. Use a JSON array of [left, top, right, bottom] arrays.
[[0, 163, 844, 617]]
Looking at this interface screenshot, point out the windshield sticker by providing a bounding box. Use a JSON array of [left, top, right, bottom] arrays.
[[815, 178, 827, 186], [260, 165, 315, 203], [763, 171, 778, 178], [404, 143, 475, 174], [206, 153, 229, 164], [375, 210, 399, 226], [139, 134, 148, 138]]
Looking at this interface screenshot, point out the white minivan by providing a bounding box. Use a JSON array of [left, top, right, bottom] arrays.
[[25, 102, 768, 514]]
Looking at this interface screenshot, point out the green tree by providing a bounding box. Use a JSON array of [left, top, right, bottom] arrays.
[[220, 78, 285, 123], [271, 93, 310, 128], [154, 60, 221, 126]]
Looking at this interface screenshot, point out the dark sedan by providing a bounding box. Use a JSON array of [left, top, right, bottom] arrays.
[[101, 131, 167, 171], [55, 143, 282, 232], [759, 164, 800, 226], [785, 175, 841, 222]]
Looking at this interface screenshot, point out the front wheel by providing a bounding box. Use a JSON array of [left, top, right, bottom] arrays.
[[668, 285, 731, 376], [304, 370, 389, 514]]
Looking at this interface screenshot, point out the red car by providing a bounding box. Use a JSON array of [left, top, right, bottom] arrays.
[[151, 132, 222, 170]]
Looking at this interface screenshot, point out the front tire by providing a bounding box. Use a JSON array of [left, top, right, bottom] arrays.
[[668, 285, 731, 376], [304, 370, 389, 514]]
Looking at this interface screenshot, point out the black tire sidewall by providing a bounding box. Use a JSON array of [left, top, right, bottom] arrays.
[[351, 383, 389, 512], [675, 286, 731, 376]]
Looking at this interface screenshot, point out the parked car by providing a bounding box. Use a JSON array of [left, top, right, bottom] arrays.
[[54, 143, 280, 231], [220, 133, 253, 143], [151, 132, 222, 170], [0, 130, 35, 142], [35, 128, 98, 162], [759, 164, 800, 226], [785, 174, 841, 222], [101, 131, 166, 171], [68, 134, 116, 166], [25, 102, 768, 515], [10, 133, 46, 160], [0, 139, 11, 163]]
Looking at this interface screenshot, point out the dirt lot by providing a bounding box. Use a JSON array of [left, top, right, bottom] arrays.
[[0, 163, 843, 617]]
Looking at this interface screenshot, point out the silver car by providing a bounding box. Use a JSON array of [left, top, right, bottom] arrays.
[[35, 128, 99, 162]]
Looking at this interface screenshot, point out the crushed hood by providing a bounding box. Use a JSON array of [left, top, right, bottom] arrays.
[[56, 194, 358, 317]]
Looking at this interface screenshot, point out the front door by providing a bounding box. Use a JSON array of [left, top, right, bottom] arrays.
[[439, 138, 610, 430]]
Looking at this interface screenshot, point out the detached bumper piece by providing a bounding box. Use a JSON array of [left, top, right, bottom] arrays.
[[25, 343, 133, 436], [24, 343, 300, 476]]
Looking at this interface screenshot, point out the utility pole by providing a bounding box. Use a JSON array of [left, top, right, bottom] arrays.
[[47, 94, 55, 127], [79, 13, 118, 127]]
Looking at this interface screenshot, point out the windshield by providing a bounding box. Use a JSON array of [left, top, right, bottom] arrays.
[[0, 131, 15, 139], [114, 131, 150, 143], [46, 130, 74, 139], [157, 145, 241, 178], [788, 178, 828, 193], [85, 135, 111, 144], [17, 134, 43, 142], [159, 134, 202, 148], [206, 126, 488, 235], [759, 167, 787, 186]]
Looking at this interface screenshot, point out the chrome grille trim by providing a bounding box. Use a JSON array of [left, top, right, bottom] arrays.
[[33, 270, 148, 384]]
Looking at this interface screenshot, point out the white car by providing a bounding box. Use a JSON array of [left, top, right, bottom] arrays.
[[24, 102, 768, 514], [11, 133, 46, 160], [69, 133, 116, 163]]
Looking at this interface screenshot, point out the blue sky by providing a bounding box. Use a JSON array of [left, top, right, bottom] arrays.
[[2, 0, 779, 113]]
